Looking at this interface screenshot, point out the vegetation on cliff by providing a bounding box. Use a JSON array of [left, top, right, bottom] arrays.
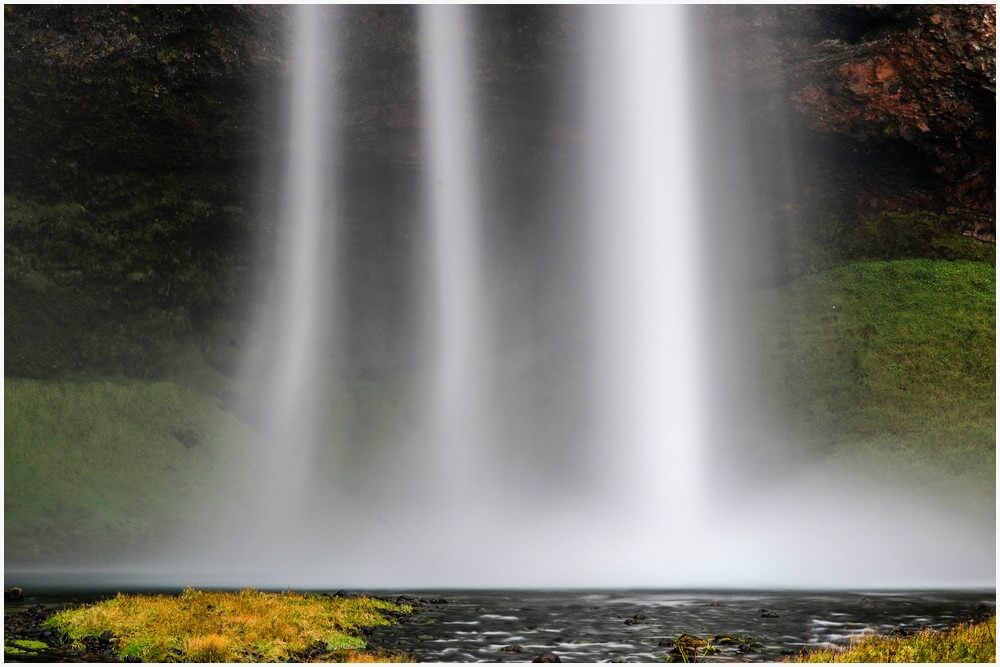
[[4, 375, 263, 564], [757, 259, 995, 501]]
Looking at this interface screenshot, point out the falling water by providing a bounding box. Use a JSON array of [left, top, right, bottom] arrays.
[[185, 5, 337, 575], [418, 5, 485, 500], [585, 5, 706, 532], [260, 4, 333, 524]]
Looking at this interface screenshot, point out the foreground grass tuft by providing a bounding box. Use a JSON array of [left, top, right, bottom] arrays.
[[792, 615, 996, 663], [47, 589, 411, 662]]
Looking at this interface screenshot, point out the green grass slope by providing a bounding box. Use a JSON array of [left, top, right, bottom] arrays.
[[757, 259, 995, 500], [4, 378, 264, 564], [5, 258, 994, 563]]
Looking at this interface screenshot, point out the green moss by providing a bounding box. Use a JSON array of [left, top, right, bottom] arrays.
[[762, 210, 994, 282], [834, 212, 995, 264], [757, 259, 995, 501], [4, 639, 50, 656]]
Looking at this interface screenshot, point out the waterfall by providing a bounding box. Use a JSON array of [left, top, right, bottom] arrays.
[[418, 5, 486, 507], [262, 4, 333, 520], [86, 5, 991, 591], [190, 5, 337, 579], [585, 5, 706, 531]]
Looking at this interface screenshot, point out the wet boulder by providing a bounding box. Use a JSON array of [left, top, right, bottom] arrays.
[[532, 650, 562, 662]]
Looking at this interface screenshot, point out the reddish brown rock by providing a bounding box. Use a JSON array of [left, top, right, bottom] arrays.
[[785, 5, 995, 233]]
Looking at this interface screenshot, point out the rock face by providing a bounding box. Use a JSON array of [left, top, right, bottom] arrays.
[[785, 5, 995, 235], [4, 6, 994, 378], [4, 5, 283, 378]]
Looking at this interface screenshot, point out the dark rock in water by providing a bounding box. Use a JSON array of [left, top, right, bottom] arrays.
[[429, 596, 449, 604], [657, 638, 674, 647], [668, 633, 709, 662], [533, 651, 561, 663], [5, 587, 24, 602], [624, 617, 642, 625], [395, 595, 422, 606], [739, 644, 753, 653], [499, 644, 525, 653], [759, 608, 780, 618]]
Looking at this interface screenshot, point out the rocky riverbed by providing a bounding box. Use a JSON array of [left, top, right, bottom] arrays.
[[8, 588, 991, 663]]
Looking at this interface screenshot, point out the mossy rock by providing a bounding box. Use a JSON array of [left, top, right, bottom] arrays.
[[4, 639, 49, 656]]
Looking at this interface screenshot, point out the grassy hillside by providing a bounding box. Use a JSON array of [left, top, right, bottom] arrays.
[[4, 377, 264, 565], [5, 258, 994, 563], [756, 259, 995, 499]]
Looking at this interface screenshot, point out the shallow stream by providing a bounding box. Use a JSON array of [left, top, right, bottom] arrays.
[[5, 589, 993, 662]]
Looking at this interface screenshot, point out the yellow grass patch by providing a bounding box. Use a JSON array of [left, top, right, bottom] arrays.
[[791, 615, 996, 663], [326, 649, 414, 663], [47, 588, 411, 663]]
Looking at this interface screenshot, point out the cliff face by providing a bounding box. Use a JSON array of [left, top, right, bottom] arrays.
[[785, 5, 995, 238], [4, 5, 994, 378], [5, 6, 283, 377]]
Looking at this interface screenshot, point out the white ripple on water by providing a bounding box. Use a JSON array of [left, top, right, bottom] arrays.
[[480, 614, 520, 620], [810, 618, 845, 627], [557, 641, 636, 649], [482, 640, 529, 651], [606, 598, 699, 608]]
